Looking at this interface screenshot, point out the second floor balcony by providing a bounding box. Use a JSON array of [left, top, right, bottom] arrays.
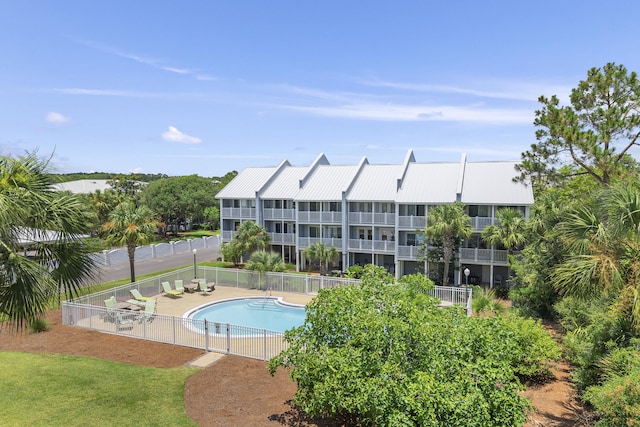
[[263, 208, 295, 220], [398, 215, 426, 230], [348, 239, 395, 253], [298, 211, 342, 223], [460, 248, 508, 264], [221, 207, 256, 219]]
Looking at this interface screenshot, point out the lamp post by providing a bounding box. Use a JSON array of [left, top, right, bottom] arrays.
[[193, 249, 197, 279], [464, 267, 470, 288]]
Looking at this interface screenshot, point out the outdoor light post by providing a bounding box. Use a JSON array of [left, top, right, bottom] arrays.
[[464, 267, 470, 288], [193, 249, 197, 279]]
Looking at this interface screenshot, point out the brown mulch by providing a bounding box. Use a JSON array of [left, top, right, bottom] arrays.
[[0, 309, 589, 426]]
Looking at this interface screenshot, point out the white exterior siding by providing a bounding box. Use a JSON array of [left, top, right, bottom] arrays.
[[216, 149, 533, 284]]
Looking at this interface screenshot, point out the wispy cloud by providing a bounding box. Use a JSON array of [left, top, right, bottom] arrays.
[[161, 126, 202, 144], [282, 102, 532, 124], [74, 39, 217, 80], [45, 111, 71, 125], [361, 78, 572, 102]]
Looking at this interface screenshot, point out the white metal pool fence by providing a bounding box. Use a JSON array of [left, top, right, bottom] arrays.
[[62, 266, 472, 361]]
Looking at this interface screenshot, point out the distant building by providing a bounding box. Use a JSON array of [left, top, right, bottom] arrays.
[[215, 149, 534, 286], [50, 179, 113, 194]]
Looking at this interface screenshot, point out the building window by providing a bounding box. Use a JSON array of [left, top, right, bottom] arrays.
[[309, 226, 320, 238], [359, 228, 365, 239], [407, 233, 416, 246], [381, 230, 387, 241]]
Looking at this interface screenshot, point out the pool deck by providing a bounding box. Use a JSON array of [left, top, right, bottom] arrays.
[[151, 286, 315, 367]]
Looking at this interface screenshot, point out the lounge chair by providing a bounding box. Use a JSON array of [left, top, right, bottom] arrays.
[[161, 281, 183, 297], [115, 313, 134, 330], [138, 299, 156, 323], [199, 281, 212, 295], [103, 296, 117, 322], [130, 289, 154, 302], [174, 280, 185, 293]]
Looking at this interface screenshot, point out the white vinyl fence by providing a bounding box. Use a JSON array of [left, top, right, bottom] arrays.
[[63, 267, 472, 361]]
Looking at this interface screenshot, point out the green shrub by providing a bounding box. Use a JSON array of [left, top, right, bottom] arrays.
[[28, 317, 49, 333], [584, 366, 640, 427]]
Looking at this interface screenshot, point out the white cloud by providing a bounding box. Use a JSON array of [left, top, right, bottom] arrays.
[[129, 167, 144, 173], [45, 112, 70, 125], [161, 126, 202, 144]]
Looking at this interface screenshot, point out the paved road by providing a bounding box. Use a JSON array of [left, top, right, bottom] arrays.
[[92, 245, 222, 284]]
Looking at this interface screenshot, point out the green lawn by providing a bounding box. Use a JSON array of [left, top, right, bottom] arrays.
[[0, 352, 198, 426]]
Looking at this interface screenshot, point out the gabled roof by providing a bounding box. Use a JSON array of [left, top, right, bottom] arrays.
[[295, 165, 360, 201], [346, 164, 404, 201], [215, 167, 278, 199], [260, 166, 309, 199], [396, 162, 461, 203], [460, 161, 533, 205]]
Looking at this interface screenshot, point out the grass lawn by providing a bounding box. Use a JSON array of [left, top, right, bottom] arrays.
[[0, 352, 197, 427]]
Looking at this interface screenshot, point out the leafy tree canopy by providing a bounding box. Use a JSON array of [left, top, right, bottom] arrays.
[[269, 267, 559, 426], [516, 62, 640, 192], [142, 175, 217, 230]]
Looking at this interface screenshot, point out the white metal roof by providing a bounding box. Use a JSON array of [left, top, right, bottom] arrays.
[[295, 165, 360, 201], [346, 164, 404, 201], [215, 153, 534, 206], [259, 166, 309, 199], [396, 162, 461, 203], [460, 161, 534, 205], [50, 179, 112, 194], [215, 167, 278, 199]]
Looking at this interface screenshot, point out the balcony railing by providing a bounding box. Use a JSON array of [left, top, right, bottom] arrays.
[[268, 232, 296, 245], [398, 216, 426, 229], [263, 208, 295, 220], [221, 230, 237, 242], [470, 216, 493, 231], [460, 248, 508, 264], [297, 237, 342, 249], [348, 239, 395, 252], [221, 207, 256, 219], [397, 245, 421, 259], [298, 211, 342, 223], [348, 212, 395, 225]]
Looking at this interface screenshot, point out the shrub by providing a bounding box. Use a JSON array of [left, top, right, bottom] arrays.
[[28, 317, 49, 333], [584, 366, 640, 427]]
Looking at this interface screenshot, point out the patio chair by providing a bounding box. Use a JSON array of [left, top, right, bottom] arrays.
[[138, 299, 156, 323], [161, 281, 183, 297], [104, 296, 116, 308], [199, 281, 212, 295], [130, 289, 154, 302], [174, 280, 185, 293]]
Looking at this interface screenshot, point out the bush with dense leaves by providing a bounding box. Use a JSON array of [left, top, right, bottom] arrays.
[[269, 268, 559, 426]]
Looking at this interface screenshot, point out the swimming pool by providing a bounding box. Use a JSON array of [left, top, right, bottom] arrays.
[[187, 297, 306, 333]]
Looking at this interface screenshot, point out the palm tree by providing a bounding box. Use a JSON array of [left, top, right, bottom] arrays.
[[482, 208, 528, 257], [102, 201, 159, 283], [0, 153, 96, 328], [304, 242, 339, 275], [245, 251, 287, 290], [235, 221, 270, 258], [423, 202, 472, 286], [552, 181, 640, 327]]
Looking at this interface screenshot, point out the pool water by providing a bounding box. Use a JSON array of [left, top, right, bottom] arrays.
[[189, 297, 306, 333]]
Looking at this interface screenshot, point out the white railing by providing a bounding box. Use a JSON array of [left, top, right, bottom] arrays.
[[297, 237, 342, 249], [398, 216, 426, 229], [263, 208, 295, 220], [221, 207, 256, 218], [268, 232, 296, 245], [470, 216, 493, 231], [397, 245, 420, 259], [62, 267, 472, 361], [297, 211, 342, 223], [460, 248, 508, 264]]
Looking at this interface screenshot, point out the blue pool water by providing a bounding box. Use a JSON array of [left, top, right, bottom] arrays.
[[190, 298, 306, 333]]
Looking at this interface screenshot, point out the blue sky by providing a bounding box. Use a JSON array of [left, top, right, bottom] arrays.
[[2, 1, 639, 177]]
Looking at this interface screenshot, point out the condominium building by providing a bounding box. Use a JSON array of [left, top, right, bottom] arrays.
[[216, 149, 534, 286]]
